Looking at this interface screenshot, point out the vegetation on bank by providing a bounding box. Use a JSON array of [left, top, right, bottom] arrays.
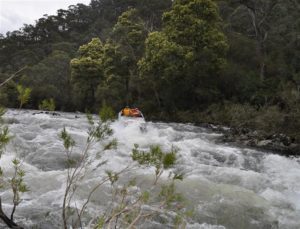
[[0, 0, 300, 140]]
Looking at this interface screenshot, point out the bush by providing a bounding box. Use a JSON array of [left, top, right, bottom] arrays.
[[199, 102, 257, 127], [254, 106, 284, 134], [16, 84, 31, 109], [38, 98, 56, 111]]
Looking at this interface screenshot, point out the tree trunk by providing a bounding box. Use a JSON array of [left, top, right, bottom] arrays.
[[0, 198, 23, 229], [257, 42, 266, 82], [125, 78, 129, 106], [153, 87, 161, 109], [242, 1, 279, 82]]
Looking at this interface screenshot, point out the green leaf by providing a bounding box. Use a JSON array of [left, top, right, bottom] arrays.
[[163, 152, 176, 169], [105, 170, 119, 184], [141, 191, 150, 203], [103, 138, 118, 150], [99, 105, 115, 122], [96, 216, 105, 229], [59, 128, 75, 150], [19, 183, 29, 193]]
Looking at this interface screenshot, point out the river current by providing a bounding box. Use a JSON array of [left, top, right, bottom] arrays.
[[0, 109, 300, 229]]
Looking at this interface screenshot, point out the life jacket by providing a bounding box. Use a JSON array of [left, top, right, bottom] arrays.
[[122, 108, 131, 116]]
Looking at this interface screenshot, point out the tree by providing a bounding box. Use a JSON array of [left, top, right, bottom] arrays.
[[96, 42, 128, 109], [138, 32, 186, 109], [98, 9, 148, 107], [20, 50, 72, 110], [162, 0, 228, 74], [139, 0, 228, 111], [225, 0, 280, 81], [70, 38, 104, 111]]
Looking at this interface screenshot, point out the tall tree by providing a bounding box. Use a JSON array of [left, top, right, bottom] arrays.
[[138, 32, 185, 109], [139, 0, 228, 110], [226, 0, 280, 81], [70, 38, 103, 111], [98, 9, 148, 107]]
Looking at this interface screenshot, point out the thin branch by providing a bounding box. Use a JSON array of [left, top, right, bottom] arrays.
[[125, 211, 142, 229], [74, 202, 83, 229], [0, 66, 27, 88], [78, 165, 134, 221]]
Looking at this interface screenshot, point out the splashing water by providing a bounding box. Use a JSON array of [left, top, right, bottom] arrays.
[[0, 109, 300, 229]]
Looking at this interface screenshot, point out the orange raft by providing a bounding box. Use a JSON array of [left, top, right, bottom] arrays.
[[121, 107, 143, 118]]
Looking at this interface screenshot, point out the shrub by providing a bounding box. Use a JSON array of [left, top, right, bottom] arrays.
[[16, 85, 31, 109], [38, 98, 56, 111]]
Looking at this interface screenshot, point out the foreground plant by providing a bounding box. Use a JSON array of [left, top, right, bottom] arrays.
[[0, 108, 26, 229], [60, 106, 117, 229], [16, 85, 31, 109], [9, 159, 29, 222], [132, 144, 180, 184], [94, 144, 187, 229], [60, 106, 189, 228]]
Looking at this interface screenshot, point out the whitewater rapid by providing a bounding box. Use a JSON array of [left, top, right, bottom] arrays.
[[0, 109, 300, 229]]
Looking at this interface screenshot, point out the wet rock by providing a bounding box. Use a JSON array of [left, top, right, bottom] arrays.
[[257, 140, 273, 147], [32, 111, 61, 116], [209, 124, 300, 156], [51, 112, 60, 116], [32, 111, 44, 115]]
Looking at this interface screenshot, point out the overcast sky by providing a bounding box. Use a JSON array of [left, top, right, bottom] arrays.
[[0, 0, 90, 34]]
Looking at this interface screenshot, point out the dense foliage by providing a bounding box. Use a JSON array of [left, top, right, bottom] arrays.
[[0, 0, 300, 141]]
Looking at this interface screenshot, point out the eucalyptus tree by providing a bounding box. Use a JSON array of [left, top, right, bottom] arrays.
[[139, 0, 228, 110], [224, 0, 281, 81], [70, 38, 104, 111], [96, 8, 148, 108]]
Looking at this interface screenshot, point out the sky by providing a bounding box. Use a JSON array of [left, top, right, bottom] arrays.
[[0, 0, 90, 34]]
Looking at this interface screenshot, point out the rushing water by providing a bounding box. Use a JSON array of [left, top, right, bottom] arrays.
[[0, 109, 300, 229]]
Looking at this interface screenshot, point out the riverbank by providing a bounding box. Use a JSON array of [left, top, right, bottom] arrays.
[[208, 124, 300, 157], [146, 109, 300, 157]]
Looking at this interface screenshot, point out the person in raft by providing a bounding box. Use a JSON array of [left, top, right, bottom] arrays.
[[121, 106, 142, 117]]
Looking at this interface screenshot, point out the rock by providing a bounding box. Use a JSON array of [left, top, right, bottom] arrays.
[[240, 134, 249, 141], [196, 122, 300, 156], [32, 111, 44, 115], [217, 126, 300, 156], [51, 112, 60, 116], [257, 140, 273, 147], [32, 111, 61, 116]]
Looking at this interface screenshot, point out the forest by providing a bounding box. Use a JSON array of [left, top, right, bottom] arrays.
[[0, 0, 300, 143]]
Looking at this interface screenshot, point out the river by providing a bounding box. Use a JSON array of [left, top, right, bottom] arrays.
[[0, 109, 300, 229]]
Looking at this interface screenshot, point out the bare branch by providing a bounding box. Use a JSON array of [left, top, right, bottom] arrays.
[[0, 66, 27, 88]]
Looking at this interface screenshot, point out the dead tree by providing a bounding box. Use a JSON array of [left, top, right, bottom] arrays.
[[0, 66, 27, 88], [231, 0, 279, 81]]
